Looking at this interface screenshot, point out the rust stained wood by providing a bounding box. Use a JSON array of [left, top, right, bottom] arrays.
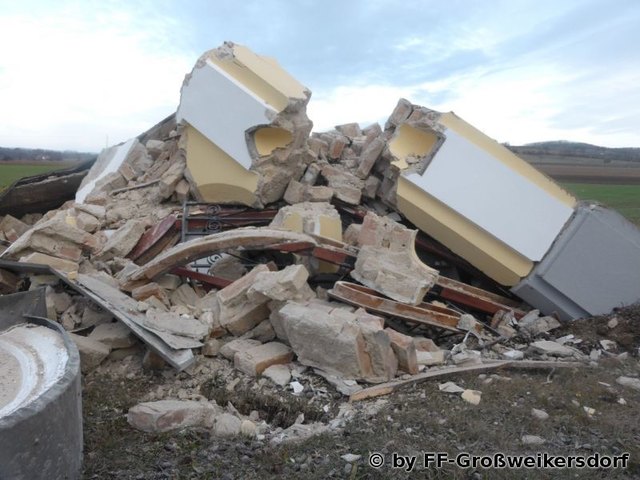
[[436, 276, 526, 318], [329, 281, 463, 333], [350, 360, 584, 402], [126, 228, 318, 283], [128, 214, 178, 262]]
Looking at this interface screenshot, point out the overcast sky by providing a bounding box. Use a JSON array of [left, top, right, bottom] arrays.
[[0, 0, 638, 152]]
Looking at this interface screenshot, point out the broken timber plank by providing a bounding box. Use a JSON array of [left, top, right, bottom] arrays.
[[125, 228, 318, 284], [70, 274, 194, 370], [349, 360, 584, 402], [329, 281, 463, 333]]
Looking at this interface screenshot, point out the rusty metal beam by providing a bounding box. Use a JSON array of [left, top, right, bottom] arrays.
[[124, 228, 318, 285], [328, 281, 463, 333], [435, 276, 526, 318], [128, 214, 178, 262]]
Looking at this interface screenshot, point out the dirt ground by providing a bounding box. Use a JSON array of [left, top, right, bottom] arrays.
[[82, 309, 640, 480]]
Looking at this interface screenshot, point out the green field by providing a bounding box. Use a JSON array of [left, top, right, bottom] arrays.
[[563, 183, 640, 224], [0, 162, 78, 191]]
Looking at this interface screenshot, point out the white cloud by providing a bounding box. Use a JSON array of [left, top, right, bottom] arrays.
[[0, 7, 194, 151]]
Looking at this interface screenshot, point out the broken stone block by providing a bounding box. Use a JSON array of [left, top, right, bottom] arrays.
[[335, 123, 362, 139], [247, 265, 310, 302], [616, 376, 640, 391], [530, 340, 582, 357], [283, 179, 333, 204], [159, 159, 186, 199], [531, 408, 549, 420], [95, 219, 146, 261], [242, 320, 276, 343], [262, 364, 291, 386], [416, 350, 445, 366], [61, 304, 83, 331], [278, 301, 397, 383], [208, 254, 247, 281], [19, 252, 78, 274], [4, 211, 98, 261], [384, 328, 418, 374], [146, 139, 165, 158], [356, 137, 385, 179], [320, 165, 363, 205], [451, 350, 482, 365], [170, 283, 200, 308], [270, 202, 343, 243], [88, 322, 136, 349], [75, 212, 100, 233], [144, 309, 209, 340], [217, 264, 269, 306], [212, 413, 242, 437], [48, 290, 72, 314], [502, 349, 525, 360], [75, 203, 106, 220], [234, 341, 294, 376], [362, 175, 381, 199], [357, 312, 398, 380], [413, 337, 440, 352], [219, 338, 262, 360], [328, 135, 349, 160], [214, 265, 273, 336], [202, 338, 222, 357], [69, 333, 111, 373], [131, 282, 170, 305], [0, 214, 30, 241], [520, 315, 561, 336], [461, 389, 482, 405], [351, 212, 438, 305], [127, 400, 218, 433], [385, 98, 413, 129], [457, 314, 479, 332], [174, 179, 191, 203]]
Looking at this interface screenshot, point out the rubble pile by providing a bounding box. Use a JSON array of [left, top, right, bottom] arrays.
[[1, 41, 639, 444]]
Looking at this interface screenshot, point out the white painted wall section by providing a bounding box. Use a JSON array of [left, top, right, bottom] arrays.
[[177, 59, 278, 170], [75, 137, 136, 203], [404, 129, 574, 261]]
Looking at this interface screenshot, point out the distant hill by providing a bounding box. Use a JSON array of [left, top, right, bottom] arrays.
[[507, 141, 640, 165], [0, 147, 95, 163], [506, 141, 640, 184]]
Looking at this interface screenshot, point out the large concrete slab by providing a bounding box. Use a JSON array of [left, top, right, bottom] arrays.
[[389, 103, 577, 286], [512, 203, 640, 320]]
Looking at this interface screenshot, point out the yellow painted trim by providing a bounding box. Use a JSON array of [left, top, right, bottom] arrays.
[[253, 127, 293, 156], [439, 113, 577, 208], [389, 124, 440, 170], [208, 44, 307, 112], [183, 125, 258, 206], [396, 177, 533, 285]]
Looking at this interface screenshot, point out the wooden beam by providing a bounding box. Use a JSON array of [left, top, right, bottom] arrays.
[[350, 360, 584, 402]]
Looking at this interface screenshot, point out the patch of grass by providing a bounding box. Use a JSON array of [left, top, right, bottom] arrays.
[[0, 162, 78, 190], [562, 183, 640, 225]]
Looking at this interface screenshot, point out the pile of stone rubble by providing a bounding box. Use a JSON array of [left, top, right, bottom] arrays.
[[1, 42, 638, 441]]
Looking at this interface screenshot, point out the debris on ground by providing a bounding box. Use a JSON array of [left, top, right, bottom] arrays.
[[1, 41, 640, 479]]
